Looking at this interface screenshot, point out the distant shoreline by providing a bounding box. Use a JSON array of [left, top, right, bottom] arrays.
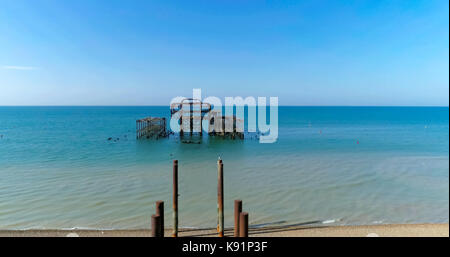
[[1, 223, 448, 237]]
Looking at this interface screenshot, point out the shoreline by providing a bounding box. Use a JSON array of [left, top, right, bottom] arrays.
[[1, 223, 448, 237]]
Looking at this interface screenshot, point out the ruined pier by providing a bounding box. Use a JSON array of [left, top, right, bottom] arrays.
[[136, 98, 245, 140]]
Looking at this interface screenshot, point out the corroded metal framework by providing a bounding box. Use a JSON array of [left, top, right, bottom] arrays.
[[137, 98, 244, 140], [170, 98, 211, 136], [136, 117, 167, 139], [207, 111, 244, 139]]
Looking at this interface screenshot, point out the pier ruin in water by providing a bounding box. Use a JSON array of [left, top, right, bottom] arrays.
[[136, 98, 245, 140]]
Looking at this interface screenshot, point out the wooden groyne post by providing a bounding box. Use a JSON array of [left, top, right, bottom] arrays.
[[239, 212, 248, 237], [151, 214, 162, 237], [234, 200, 242, 237], [156, 201, 164, 237], [172, 160, 179, 237], [217, 159, 224, 237]]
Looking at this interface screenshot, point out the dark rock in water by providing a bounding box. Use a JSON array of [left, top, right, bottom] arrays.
[[182, 140, 201, 144]]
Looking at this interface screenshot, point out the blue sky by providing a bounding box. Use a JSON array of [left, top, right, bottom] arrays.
[[0, 0, 448, 106]]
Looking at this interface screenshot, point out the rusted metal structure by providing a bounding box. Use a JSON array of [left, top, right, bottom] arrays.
[[136, 98, 245, 140], [208, 111, 244, 139], [151, 214, 162, 237], [155, 159, 251, 238], [217, 159, 224, 237], [136, 117, 167, 139], [239, 212, 249, 237], [234, 200, 242, 237], [170, 98, 211, 136], [170, 99, 244, 139], [156, 201, 164, 237], [172, 160, 179, 237]]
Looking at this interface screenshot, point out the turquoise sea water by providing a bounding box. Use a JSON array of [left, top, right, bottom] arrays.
[[0, 107, 448, 229]]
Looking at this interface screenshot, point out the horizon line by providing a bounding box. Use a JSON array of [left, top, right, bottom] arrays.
[[0, 105, 448, 107]]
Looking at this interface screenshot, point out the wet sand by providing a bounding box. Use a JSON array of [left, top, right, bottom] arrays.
[[1, 223, 448, 237]]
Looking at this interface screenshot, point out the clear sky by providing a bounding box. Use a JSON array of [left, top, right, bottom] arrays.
[[0, 0, 448, 106]]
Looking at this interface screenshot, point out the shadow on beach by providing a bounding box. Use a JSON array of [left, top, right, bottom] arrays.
[[177, 220, 327, 237]]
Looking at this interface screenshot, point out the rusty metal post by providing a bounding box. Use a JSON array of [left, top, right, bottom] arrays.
[[239, 212, 248, 237], [199, 104, 203, 136], [151, 214, 161, 237], [156, 201, 164, 237], [190, 101, 193, 136], [137, 120, 140, 139], [217, 159, 224, 237], [172, 160, 178, 237], [180, 114, 184, 138], [163, 118, 166, 136], [234, 200, 242, 237]]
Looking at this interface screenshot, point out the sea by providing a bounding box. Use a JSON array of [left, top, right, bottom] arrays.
[[0, 106, 448, 229]]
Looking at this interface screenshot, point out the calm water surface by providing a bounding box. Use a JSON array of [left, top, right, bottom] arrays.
[[0, 107, 448, 229]]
